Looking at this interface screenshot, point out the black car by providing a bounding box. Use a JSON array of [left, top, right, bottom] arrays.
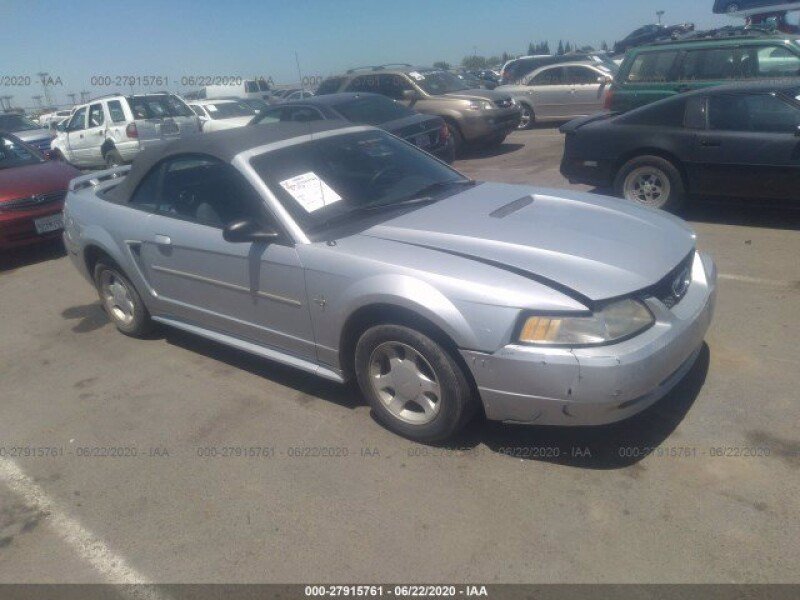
[[614, 23, 695, 55], [466, 70, 501, 89], [714, 0, 800, 13], [560, 81, 800, 210], [249, 92, 455, 163]]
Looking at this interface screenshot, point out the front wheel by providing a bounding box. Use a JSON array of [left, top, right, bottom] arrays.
[[354, 324, 477, 442], [614, 155, 685, 212], [517, 104, 534, 130]]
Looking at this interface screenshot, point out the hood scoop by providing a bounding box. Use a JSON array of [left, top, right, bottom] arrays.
[[490, 195, 534, 219]]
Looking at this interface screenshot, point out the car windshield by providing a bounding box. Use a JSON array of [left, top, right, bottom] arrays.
[[204, 101, 255, 119], [332, 95, 415, 125], [412, 70, 470, 95], [127, 95, 194, 119], [250, 130, 469, 235], [0, 114, 41, 132], [0, 136, 43, 169]]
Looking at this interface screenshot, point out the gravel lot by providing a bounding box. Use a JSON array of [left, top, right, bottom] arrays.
[[0, 127, 798, 585]]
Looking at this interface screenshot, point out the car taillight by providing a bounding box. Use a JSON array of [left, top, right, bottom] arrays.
[[439, 122, 450, 142], [125, 123, 138, 139], [603, 88, 614, 111]]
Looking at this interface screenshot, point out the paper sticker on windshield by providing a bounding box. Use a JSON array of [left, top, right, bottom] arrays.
[[408, 71, 424, 81], [206, 104, 218, 112], [279, 171, 342, 213]]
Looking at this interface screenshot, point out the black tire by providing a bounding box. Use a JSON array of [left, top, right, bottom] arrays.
[[445, 121, 464, 156], [517, 103, 534, 130], [93, 261, 154, 337], [613, 155, 685, 212], [354, 324, 477, 442], [104, 148, 124, 169]]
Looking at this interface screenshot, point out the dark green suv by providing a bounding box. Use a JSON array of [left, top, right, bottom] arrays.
[[608, 31, 800, 112]]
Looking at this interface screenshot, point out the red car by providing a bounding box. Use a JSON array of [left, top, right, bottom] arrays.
[[0, 132, 81, 249]]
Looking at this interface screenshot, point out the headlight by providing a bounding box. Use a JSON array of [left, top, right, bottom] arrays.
[[468, 100, 494, 111], [517, 298, 654, 347]]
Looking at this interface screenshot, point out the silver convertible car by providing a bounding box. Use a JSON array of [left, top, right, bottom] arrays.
[[63, 121, 717, 442]]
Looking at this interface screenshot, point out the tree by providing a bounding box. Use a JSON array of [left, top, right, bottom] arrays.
[[501, 51, 512, 64], [433, 61, 451, 70], [601, 40, 609, 51], [557, 40, 565, 55], [528, 42, 536, 55], [564, 41, 573, 54], [461, 55, 488, 70]]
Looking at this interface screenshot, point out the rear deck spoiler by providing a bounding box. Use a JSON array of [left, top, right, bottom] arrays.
[[559, 112, 618, 134], [68, 165, 131, 192]]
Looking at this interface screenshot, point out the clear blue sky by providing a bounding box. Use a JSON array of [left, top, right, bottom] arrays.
[[2, 0, 731, 109]]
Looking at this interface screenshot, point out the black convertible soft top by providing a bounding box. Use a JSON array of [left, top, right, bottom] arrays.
[[107, 120, 353, 203]]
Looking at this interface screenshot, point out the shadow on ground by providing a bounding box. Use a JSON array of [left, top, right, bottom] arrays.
[[0, 239, 65, 273], [459, 142, 524, 160]]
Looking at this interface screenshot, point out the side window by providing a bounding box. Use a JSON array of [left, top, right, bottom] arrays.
[[88, 103, 105, 128], [565, 66, 601, 85], [256, 109, 283, 124], [285, 107, 323, 122], [678, 48, 737, 81], [190, 105, 205, 117], [531, 67, 565, 86], [316, 77, 345, 95], [107, 100, 126, 123], [346, 75, 380, 94], [156, 156, 266, 229], [626, 51, 679, 83], [129, 164, 163, 212], [378, 75, 412, 100], [68, 107, 87, 131], [709, 93, 800, 133], [749, 45, 800, 78]]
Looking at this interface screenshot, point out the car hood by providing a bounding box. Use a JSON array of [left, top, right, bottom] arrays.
[[0, 161, 81, 202], [442, 88, 513, 103], [360, 182, 695, 304], [14, 128, 52, 142]]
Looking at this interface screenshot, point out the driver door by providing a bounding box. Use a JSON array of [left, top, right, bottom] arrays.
[[132, 154, 316, 360], [63, 107, 87, 165]]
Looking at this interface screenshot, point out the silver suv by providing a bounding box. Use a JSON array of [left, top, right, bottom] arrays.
[[317, 65, 521, 152], [496, 60, 616, 129], [51, 93, 200, 168]]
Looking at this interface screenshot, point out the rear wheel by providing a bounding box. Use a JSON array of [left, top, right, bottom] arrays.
[[104, 149, 124, 169], [614, 155, 685, 212], [517, 103, 534, 130], [93, 262, 153, 337], [355, 324, 476, 442]]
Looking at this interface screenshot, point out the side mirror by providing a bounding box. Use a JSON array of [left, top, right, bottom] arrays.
[[223, 219, 280, 243], [402, 89, 420, 102]]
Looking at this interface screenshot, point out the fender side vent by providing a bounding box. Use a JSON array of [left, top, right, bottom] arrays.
[[489, 196, 534, 219]]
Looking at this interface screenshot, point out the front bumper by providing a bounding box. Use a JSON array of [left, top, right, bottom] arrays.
[[559, 156, 615, 188], [0, 204, 64, 250], [459, 107, 521, 142], [462, 252, 717, 426]]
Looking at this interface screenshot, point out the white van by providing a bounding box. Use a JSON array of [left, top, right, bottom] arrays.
[[204, 79, 272, 101]]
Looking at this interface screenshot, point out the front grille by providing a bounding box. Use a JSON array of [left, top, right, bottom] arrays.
[[650, 251, 694, 309], [494, 97, 514, 108], [0, 190, 66, 212]]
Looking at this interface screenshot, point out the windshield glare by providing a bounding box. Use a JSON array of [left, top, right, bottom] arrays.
[[206, 102, 255, 119], [0, 136, 43, 169], [333, 96, 414, 125], [413, 70, 470, 95], [0, 114, 41, 132], [251, 130, 466, 235]]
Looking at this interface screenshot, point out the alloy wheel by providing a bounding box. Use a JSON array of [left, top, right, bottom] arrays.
[[100, 271, 135, 326], [623, 166, 671, 207]]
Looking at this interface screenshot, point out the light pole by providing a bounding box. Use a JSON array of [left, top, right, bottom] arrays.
[[657, 10, 665, 25]]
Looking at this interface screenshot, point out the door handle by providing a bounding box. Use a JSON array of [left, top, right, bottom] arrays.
[[154, 234, 172, 245], [699, 138, 721, 147]]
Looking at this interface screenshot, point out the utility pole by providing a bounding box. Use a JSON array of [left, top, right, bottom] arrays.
[[657, 10, 665, 25], [80, 90, 90, 103], [67, 92, 77, 105], [31, 95, 42, 108], [37, 72, 53, 107], [295, 51, 304, 90]]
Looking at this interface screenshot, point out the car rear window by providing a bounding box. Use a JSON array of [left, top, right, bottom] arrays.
[[316, 77, 345, 95], [619, 97, 688, 127], [625, 51, 679, 83], [332, 95, 414, 125], [127, 95, 193, 119]]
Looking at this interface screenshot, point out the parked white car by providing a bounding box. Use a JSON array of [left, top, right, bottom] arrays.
[[38, 109, 73, 127], [189, 99, 256, 132], [51, 93, 200, 168]]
